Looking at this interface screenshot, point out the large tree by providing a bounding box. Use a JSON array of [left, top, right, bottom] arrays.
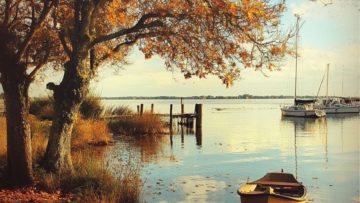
[[43, 0, 292, 172], [0, 0, 59, 185]]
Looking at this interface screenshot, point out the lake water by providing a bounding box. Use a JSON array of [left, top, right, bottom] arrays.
[[103, 99, 359, 203]]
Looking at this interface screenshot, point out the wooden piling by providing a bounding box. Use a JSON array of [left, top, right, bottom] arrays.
[[181, 102, 184, 124], [195, 104, 202, 129], [137, 105, 140, 114], [140, 104, 144, 116], [195, 104, 203, 146], [169, 104, 173, 129], [151, 103, 154, 114]]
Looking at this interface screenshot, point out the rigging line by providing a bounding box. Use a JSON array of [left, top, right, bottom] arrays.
[[316, 69, 327, 98]]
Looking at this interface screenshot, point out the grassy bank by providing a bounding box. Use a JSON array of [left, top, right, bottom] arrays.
[[1, 96, 169, 202], [0, 115, 142, 202]]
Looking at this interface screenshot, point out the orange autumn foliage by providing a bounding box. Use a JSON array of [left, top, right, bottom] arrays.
[[54, 0, 292, 87]]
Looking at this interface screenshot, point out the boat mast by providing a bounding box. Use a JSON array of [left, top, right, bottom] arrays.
[[341, 66, 344, 97], [294, 15, 300, 104], [326, 63, 329, 99]]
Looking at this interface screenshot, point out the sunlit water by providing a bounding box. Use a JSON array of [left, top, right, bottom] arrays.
[[103, 99, 359, 203]]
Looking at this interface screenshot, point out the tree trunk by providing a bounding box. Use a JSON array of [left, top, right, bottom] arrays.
[[1, 66, 33, 186], [43, 60, 91, 173]]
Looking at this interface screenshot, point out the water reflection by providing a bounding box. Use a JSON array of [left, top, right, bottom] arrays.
[[105, 99, 359, 203], [170, 124, 202, 148]]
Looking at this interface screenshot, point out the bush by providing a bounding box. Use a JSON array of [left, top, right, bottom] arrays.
[[30, 94, 104, 120], [104, 105, 133, 117], [80, 95, 104, 119], [29, 97, 54, 120], [108, 113, 165, 137]]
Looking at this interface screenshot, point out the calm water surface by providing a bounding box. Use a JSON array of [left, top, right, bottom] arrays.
[[104, 99, 359, 203]]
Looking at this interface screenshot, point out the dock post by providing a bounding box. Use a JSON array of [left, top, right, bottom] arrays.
[[137, 105, 140, 114], [195, 104, 203, 146], [170, 104, 173, 130], [140, 104, 144, 116], [181, 99, 184, 125], [151, 104, 154, 114]]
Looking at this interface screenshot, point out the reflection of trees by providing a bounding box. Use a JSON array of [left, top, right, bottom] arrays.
[[132, 136, 169, 163]]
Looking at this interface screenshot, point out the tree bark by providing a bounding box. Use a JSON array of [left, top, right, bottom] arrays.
[[43, 59, 91, 173], [1, 65, 33, 186]]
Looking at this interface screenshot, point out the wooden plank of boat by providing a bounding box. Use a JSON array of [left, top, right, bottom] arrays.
[[237, 172, 307, 203]]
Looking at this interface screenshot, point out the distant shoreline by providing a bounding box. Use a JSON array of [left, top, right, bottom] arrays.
[[100, 95, 354, 100]]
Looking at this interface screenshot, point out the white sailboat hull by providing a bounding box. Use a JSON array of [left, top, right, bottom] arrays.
[[322, 106, 359, 114], [281, 108, 326, 118]]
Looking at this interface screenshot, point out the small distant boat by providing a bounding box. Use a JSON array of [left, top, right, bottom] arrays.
[[316, 97, 360, 114], [237, 172, 307, 203], [314, 64, 360, 114]]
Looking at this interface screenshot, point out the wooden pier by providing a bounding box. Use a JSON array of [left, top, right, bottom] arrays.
[[104, 103, 203, 129]]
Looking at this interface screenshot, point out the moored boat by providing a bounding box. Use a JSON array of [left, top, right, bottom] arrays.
[[281, 104, 326, 118], [237, 172, 307, 203], [316, 97, 360, 114], [280, 15, 326, 118]]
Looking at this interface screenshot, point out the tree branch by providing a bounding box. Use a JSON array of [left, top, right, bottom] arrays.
[[1, 0, 12, 27], [27, 45, 51, 83], [16, 0, 57, 62], [96, 31, 173, 66], [90, 12, 165, 47], [58, 30, 72, 57]]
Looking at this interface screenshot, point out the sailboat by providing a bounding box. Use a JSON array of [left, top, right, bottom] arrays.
[[315, 64, 360, 114], [281, 15, 326, 118]]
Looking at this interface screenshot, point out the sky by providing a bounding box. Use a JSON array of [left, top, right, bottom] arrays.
[[28, 0, 360, 97]]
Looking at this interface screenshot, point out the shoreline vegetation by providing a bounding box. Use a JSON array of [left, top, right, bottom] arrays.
[[0, 95, 166, 202], [1, 94, 359, 102], [100, 95, 359, 100]]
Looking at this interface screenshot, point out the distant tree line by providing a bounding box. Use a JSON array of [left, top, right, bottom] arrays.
[[101, 94, 328, 100]]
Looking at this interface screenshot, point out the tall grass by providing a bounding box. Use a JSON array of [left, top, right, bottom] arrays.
[[1, 115, 142, 202], [37, 149, 142, 203], [108, 113, 166, 137], [29, 115, 50, 165], [104, 105, 133, 117], [72, 119, 112, 148], [0, 117, 6, 176]]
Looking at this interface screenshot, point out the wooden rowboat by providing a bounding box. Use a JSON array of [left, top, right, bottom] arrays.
[[237, 172, 307, 203]]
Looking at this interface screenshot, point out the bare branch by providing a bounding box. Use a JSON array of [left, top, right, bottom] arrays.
[[27, 44, 51, 83], [58, 30, 72, 57], [95, 31, 172, 67], [90, 13, 166, 47], [1, 0, 12, 26], [16, 0, 57, 62]]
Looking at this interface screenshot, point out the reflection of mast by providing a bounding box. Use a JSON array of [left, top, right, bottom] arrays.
[[294, 121, 298, 179], [325, 119, 328, 166], [341, 118, 344, 152]]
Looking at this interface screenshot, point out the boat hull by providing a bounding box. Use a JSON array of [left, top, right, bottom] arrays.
[[240, 195, 306, 203], [281, 109, 325, 118], [323, 106, 359, 114]]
